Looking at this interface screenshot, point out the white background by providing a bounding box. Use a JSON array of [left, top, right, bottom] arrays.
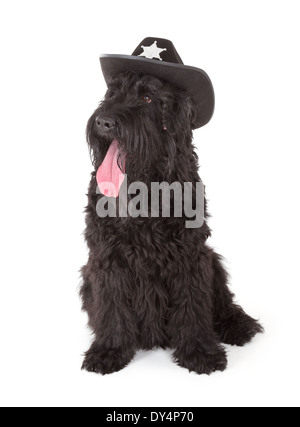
[[0, 0, 299, 408]]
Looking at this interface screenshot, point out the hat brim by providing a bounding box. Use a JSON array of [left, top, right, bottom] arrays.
[[100, 54, 214, 129]]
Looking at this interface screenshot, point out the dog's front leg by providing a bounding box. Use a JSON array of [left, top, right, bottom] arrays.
[[211, 251, 263, 346], [169, 267, 228, 375], [81, 267, 137, 375]]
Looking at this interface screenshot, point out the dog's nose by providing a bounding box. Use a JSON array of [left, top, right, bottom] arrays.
[[95, 116, 116, 131]]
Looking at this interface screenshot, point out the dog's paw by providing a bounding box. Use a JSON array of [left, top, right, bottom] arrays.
[[173, 346, 227, 375], [82, 347, 135, 375], [219, 309, 264, 347]]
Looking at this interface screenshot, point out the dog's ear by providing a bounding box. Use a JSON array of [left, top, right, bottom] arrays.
[[175, 93, 198, 130], [162, 91, 197, 133], [160, 91, 197, 175]]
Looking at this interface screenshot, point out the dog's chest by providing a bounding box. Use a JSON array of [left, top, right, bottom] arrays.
[[103, 219, 190, 276]]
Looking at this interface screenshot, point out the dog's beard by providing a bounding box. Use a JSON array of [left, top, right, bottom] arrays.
[[91, 125, 179, 195], [95, 131, 158, 198]]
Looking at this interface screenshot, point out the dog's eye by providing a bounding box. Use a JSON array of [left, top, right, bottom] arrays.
[[142, 95, 152, 103]]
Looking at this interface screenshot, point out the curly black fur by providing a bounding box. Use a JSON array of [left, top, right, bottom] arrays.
[[80, 72, 263, 375]]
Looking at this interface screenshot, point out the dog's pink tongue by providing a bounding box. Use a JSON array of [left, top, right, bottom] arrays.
[[96, 139, 125, 198]]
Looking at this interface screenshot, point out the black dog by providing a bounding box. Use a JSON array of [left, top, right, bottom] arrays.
[[80, 69, 262, 375]]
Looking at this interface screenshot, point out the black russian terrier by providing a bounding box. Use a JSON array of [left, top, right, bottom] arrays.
[[80, 40, 262, 375]]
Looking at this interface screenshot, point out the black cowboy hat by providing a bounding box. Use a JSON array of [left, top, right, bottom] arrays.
[[100, 37, 215, 129]]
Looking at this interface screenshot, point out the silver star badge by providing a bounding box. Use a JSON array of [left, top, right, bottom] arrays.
[[139, 41, 167, 61]]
